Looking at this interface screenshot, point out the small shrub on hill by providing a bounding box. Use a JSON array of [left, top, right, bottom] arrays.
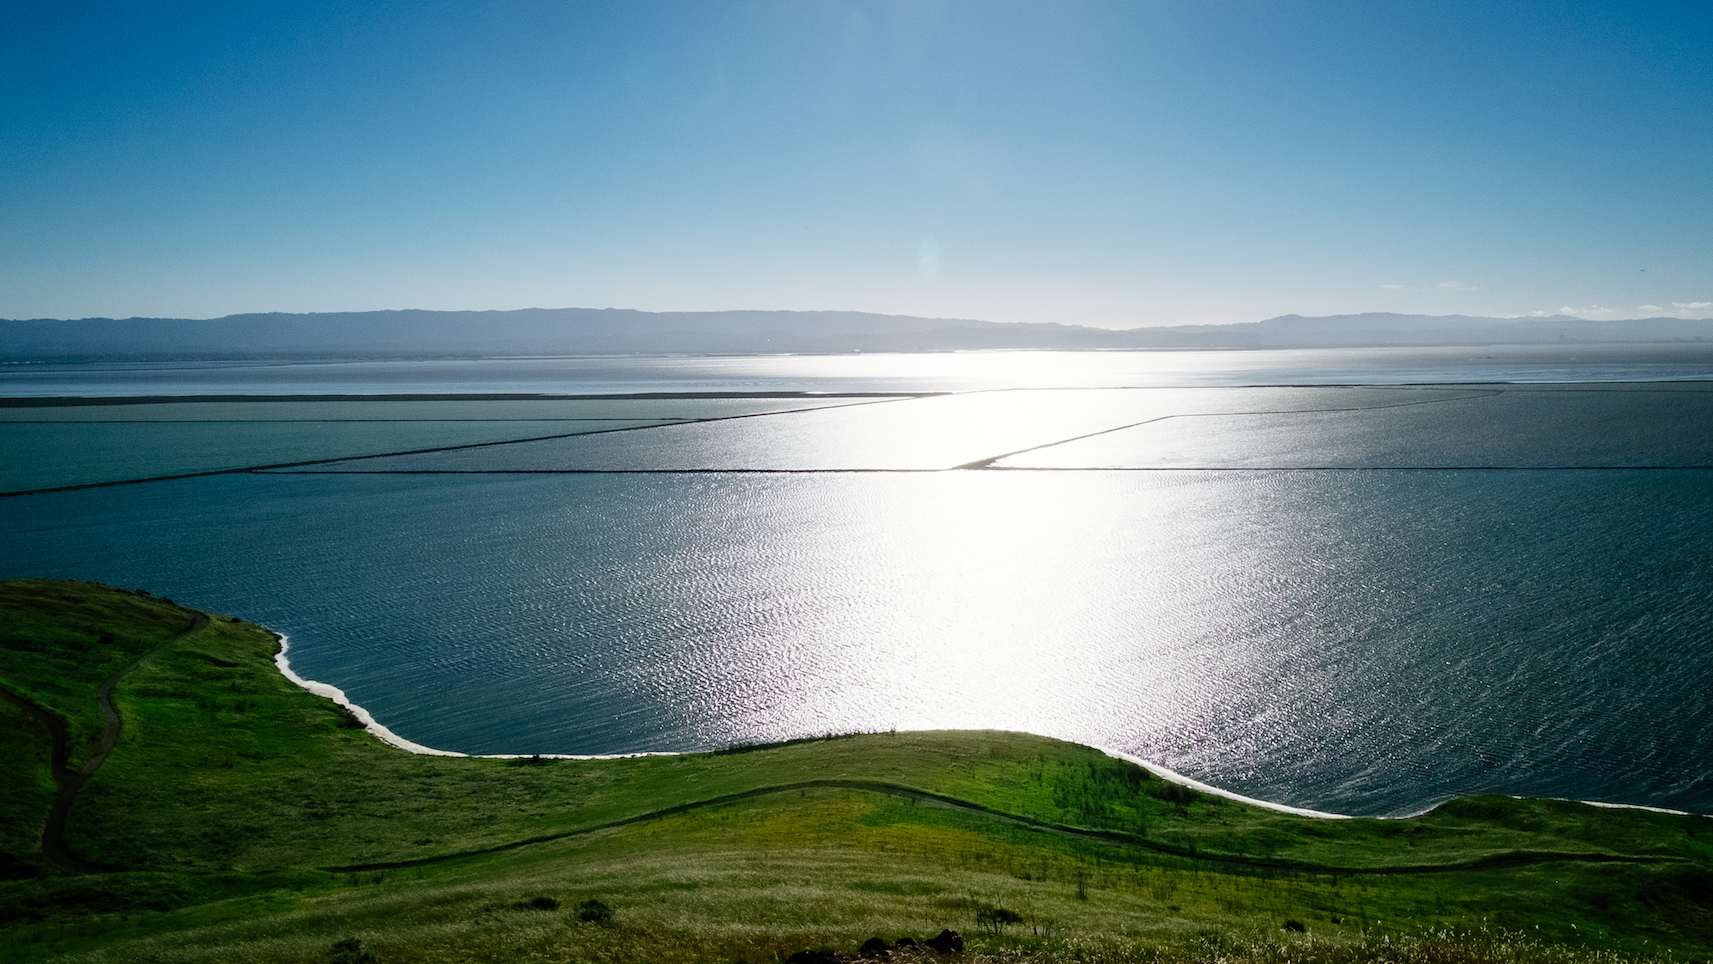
[[575, 898, 613, 923], [975, 904, 1024, 935], [327, 937, 375, 964]]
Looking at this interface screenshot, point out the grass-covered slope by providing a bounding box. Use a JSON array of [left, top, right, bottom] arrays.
[[0, 581, 205, 881], [1, 579, 1710, 963], [0, 581, 199, 769]]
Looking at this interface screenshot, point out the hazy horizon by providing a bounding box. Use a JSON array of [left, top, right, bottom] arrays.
[[9, 305, 1713, 329]]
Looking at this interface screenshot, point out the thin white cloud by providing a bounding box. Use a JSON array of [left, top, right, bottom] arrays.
[[1437, 280, 1478, 291], [1378, 283, 1404, 289], [1543, 303, 1712, 319], [1626, 301, 1713, 318]]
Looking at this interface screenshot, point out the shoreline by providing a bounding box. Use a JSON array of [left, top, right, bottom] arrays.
[[0, 391, 938, 406], [271, 634, 677, 761], [7, 379, 1713, 407], [272, 633, 1704, 821], [269, 632, 1360, 816], [1097, 747, 1353, 820]]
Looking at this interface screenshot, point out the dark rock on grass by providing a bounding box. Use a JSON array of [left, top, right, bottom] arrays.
[[786, 950, 837, 964], [1283, 919, 1307, 932], [526, 895, 558, 911], [859, 936, 891, 957], [927, 929, 964, 953]]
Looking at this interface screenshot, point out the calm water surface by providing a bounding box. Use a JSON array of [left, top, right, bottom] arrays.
[[2, 351, 1710, 817]]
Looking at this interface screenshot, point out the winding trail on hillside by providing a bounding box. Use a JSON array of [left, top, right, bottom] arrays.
[[4, 610, 210, 873], [325, 778, 1686, 877]]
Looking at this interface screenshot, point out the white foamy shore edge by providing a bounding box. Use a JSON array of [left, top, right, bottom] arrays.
[[272, 635, 672, 761], [1094, 747, 1353, 819], [273, 635, 1701, 819]]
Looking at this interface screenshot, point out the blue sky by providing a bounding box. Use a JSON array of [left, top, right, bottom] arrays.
[[3, 0, 1710, 326]]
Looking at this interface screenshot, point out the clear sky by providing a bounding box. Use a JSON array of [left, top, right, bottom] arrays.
[[3, 1, 1710, 326]]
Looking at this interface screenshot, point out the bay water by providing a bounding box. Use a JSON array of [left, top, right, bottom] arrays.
[[2, 349, 1710, 817]]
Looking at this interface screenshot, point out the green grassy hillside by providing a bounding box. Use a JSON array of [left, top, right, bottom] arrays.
[[1, 579, 1709, 963]]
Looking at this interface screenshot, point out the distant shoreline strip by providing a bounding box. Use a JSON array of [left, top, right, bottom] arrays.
[[0, 391, 941, 407], [264, 465, 1713, 474]]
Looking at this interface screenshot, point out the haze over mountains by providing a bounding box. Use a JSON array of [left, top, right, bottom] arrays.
[[4, 309, 1712, 361]]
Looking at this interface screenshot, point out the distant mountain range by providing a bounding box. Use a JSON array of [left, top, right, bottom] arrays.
[[3, 308, 1711, 360]]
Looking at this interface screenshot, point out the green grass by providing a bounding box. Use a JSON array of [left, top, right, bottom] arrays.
[[0, 697, 56, 881], [0, 580, 206, 881], [2, 579, 1710, 963], [0, 580, 201, 768]]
